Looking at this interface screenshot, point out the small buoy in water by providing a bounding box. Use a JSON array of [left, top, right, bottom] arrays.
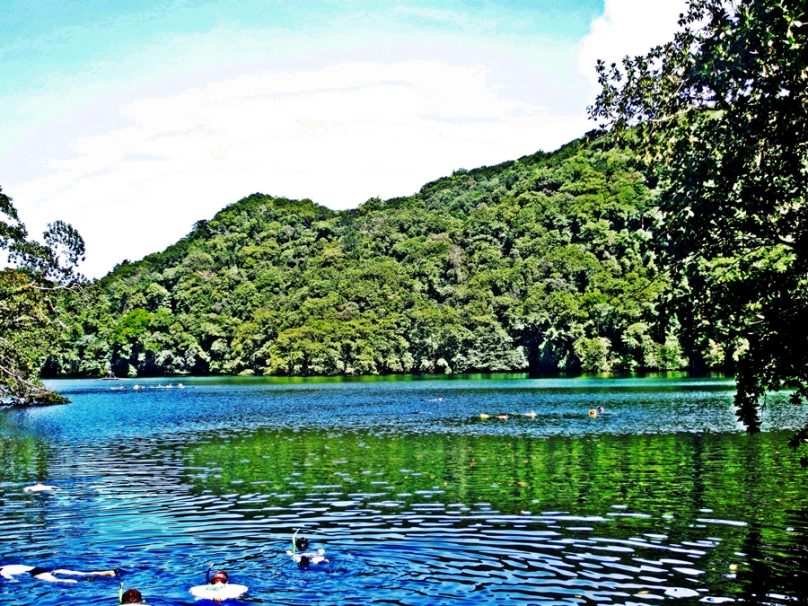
[[497, 414, 509, 421], [24, 482, 55, 492], [523, 411, 537, 418], [479, 413, 490, 420], [598, 406, 605, 414], [729, 563, 738, 572], [588, 409, 598, 418]]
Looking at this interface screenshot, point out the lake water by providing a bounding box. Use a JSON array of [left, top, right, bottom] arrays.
[[0, 375, 806, 605]]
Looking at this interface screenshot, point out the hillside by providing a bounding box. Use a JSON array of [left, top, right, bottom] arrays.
[[47, 135, 705, 379]]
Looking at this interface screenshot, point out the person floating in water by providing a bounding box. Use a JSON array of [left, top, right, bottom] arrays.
[[287, 530, 328, 568], [23, 482, 56, 493], [189, 567, 247, 603], [120, 587, 143, 603], [0, 564, 117, 583]]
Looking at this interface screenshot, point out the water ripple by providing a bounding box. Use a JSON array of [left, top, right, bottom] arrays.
[[1, 377, 806, 605]]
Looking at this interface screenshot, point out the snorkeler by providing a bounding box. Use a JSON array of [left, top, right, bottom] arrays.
[[23, 482, 56, 493], [287, 530, 328, 568], [120, 587, 143, 603], [0, 564, 117, 583], [189, 566, 247, 602]]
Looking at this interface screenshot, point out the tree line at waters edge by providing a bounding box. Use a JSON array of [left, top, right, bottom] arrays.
[[43, 137, 734, 380]]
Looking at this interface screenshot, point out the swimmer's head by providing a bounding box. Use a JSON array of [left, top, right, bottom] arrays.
[[121, 588, 143, 604], [294, 536, 310, 551], [210, 570, 228, 585]]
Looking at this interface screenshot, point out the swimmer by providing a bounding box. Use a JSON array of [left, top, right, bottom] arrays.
[[23, 482, 56, 493], [189, 567, 247, 603], [588, 408, 598, 418], [120, 587, 143, 604], [0, 564, 117, 584], [287, 530, 328, 568]]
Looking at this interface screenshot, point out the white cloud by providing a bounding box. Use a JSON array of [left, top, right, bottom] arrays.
[[577, 0, 688, 96], [10, 60, 589, 277], [2, 1, 699, 280]]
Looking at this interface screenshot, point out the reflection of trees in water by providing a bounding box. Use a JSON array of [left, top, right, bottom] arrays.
[[0, 420, 51, 483], [0, 422, 53, 539], [184, 428, 806, 516], [186, 430, 707, 515], [682, 432, 808, 605], [181, 428, 808, 603], [736, 516, 808, 606], [690, 435, 706, 510]]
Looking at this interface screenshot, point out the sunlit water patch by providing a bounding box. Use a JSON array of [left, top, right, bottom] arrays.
[[1, 375, 806, 605]]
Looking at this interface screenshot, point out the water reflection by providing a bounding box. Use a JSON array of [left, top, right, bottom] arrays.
[[0, 377, 806, 605]]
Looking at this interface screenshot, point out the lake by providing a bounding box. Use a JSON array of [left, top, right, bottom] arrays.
[[1, 375, 806, 605]]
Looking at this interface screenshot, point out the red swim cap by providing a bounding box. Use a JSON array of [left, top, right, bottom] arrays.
[[210, 570, 228, 584]]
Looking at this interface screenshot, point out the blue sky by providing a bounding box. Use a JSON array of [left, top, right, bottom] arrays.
[[0, 0, 686, 277]]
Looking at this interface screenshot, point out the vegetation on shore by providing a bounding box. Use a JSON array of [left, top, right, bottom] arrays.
[[45, 136, 715, 380], [0, 186, 84, 406], [589, 0, 806, 460]]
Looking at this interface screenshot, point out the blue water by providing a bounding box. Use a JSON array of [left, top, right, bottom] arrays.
[[0, 375, 806, 605]]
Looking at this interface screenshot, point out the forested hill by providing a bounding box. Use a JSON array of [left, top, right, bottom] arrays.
[[48, 135, 712, 379]]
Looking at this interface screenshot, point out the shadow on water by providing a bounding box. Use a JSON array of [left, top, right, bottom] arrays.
[[0, 376, 806, 605]]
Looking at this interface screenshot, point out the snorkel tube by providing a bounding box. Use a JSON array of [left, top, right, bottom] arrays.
[[119, 582, 124, 604], [291, 529, 299, 554], [206, 562, 215, 584]]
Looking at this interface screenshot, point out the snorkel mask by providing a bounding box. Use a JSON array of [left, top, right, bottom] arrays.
[[210, 571, 228, 585]]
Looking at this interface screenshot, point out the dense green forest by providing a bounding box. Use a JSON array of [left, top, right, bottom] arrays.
[[44, 136, 739, 379]]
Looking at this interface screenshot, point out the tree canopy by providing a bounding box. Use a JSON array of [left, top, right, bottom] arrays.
[[589, 0, 807, 460], [48, 137, 706, 382], [0, 186, 85, 405]]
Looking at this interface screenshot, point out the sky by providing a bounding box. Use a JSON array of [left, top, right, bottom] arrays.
[[0, 0, 687, 278]]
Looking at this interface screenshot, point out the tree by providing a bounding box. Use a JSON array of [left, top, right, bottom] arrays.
[[0, 185, 85, 405], [589, 0, 808, 461]]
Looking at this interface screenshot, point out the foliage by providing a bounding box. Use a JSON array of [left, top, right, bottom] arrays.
[[0, 186, 85, 405], [49, 137, 701, 383], [589, 0, 807, 460]]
